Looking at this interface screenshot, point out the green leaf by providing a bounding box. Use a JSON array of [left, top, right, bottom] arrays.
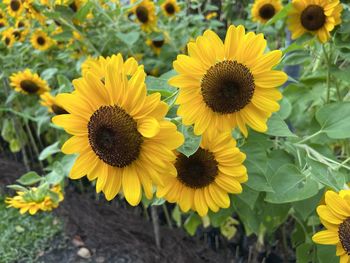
[[16, 172, 42, 186], [171, 205, 182, 227], [146, 75, 176, 97], [292, 190, 323, 221], [116, 32, 140, 46], [220, 217, 238, 240], [46, 171, 65, 185], [40, 68, 58, 81], [47, 190, 60, 204], [184, 213, 202, 236], [57, 74, 73, 93], [307, 158, 345, 191], [39, 142, 61, 161], [296, 243, 314, 263], [316, 245, 338, 263], [6, 184, 28, 192], [264, 3, 292, 26], [236, 185, 259, 210], [177, 124, 201, 157], [279, 97, 292, 120], [265, 164, 319, 203], [74, 1, 93, 21], [316, 102, 350, 139], [208, 205, 234, 228], [266, 113, 297, 137]]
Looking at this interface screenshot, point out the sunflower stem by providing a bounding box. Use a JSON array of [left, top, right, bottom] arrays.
[[162, 204, 173, 229], [322, 44, 332, 103], [298, 130, 323, 144], [151, 205, 161, 249]]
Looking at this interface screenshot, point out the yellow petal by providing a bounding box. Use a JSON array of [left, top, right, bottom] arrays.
[[194, 189, 208, 216], [312, 230, 339, 245], [137, 117, 160, 138], [122, 165, 141, 206]]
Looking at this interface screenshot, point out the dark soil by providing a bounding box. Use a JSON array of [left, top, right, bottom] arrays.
[[0, 158, 27, 195]]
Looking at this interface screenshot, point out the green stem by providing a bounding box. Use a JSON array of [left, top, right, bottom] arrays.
[[298, 130, 323, 144], [322, 44, 331, 103]]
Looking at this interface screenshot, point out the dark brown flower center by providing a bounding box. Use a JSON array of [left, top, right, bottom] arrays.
[[175, 148, 218, 189], [5, 37, 10, 46], [69, 2, 77, 12], [17, 21, 25, 28], [201, 60, 255, 114], [20, 80, 40, 93], [152, 39, 164, 48], [10, 0, 21, 11], [88, 105, 143, 168], [339, 218, 350, 255], [259, 4, 275, 20], [52, 104, 68, 115], [165, 3, 175, 15], [37, 36, 45, 46], [0, 22, 4, 28], [136, 6, 149, 23], [301, 5, 326, 31], [13, 31, 21, 40]]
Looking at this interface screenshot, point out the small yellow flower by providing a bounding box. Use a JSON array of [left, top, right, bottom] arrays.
[[146, 37, 166, 55], [313, 190, 350, 263], [40, 92, 68, 115], [288, 0, 343, 43], [0, 18, 8, 29], [205, 12, 217, 20], [31, 30, 54, 51], [2, 28, 16, 48], [5, 185, 64, 215], [161, 0, 180, 17], [131, 0, 157, 32], [10, 69, 50, 95], [251, 0, 283, 24], [4, 0, 24, 17]]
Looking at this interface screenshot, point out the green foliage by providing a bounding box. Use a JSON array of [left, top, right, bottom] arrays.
[[0, 200, 62, 263]]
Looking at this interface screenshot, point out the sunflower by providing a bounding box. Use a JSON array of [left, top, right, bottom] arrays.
[[52, 54, 184, 206], [131, 0, 157, 32], [146, 36, 166, 55], [157, 132, 247, 216], [10, 69, 50, 95], [169, 25, 287, 137], [288, 0, 343, 43], [251, 0, 283, 24], [81, 55, 141, 79], [40, 92, 68, 115], [205, 12, 217, 20], [6, 185, 64, 215], [11, 26, 28, 42], [2, 28, 16, 48], [161, 0, 180, 17], [0, 18, 7, 29], [312, 190, 350, 263], [4, 0, 24, 17], [15, 19, 29, 29], [31, 30, 54, 51], [0, 9, 6, 19]]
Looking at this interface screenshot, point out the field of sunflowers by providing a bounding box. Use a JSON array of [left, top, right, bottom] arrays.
[[0, 0, 350, 262]]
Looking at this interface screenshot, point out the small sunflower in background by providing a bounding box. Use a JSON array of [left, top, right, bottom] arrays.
[[0, 18, 7, 29], [15, 18, 29, 29], [12, 27, 29, 42], [6, 185, 64, 215], [169, 25, 287, 137], [31, 30, 54, 51], [205, 12, 217, 20], [157, 132, 247, 216], [146, 33, 167, 55], [161, 0, 180, 17], [40, 92, 68, 115], [131, 0, 157, 32], [251, 0, 282, 24], [2, 28, 16, 48], [288, 0, 343, 43], [10, 69, 50, 95], [4, 0, 24, 17], [25, 2, 47, 24], [313, 190, 350, 263], [52, 54, 184, 206], [0, 9, 6, 19]]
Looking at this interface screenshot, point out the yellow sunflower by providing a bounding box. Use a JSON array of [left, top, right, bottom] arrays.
[[161, 0, 180, 17], [0, 18, 8, 29], [169, 25, 287, 137], [52, 54, 184, 206], [0, 9, 6, 19], [6, 185, 64, 215], [12, 27, 29, 42], [146, 37, 166, 55], [40, 92, 68, 115], [251, 0, 283, 24], [131, 0, 157, 32], [205, 12, 217, 20], [313, 190, 350, 263], [288, 0, 343, 43], [157, 132, 247, 216], [10, 69, 50, 95], [4, 0, 24, 17], [15, 19, 29, 29], [30, 30, 54, 51], [2, 28, 16, 48]]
